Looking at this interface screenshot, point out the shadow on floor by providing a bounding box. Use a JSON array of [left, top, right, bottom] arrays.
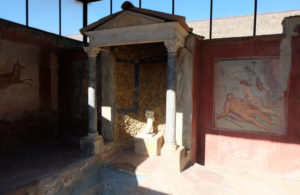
[[0, 141, 81, 194]]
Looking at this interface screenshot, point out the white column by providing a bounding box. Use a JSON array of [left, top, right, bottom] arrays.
[[163, 39, 183, 150]]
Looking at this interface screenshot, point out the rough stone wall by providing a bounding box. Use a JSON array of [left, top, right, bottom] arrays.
[[188, 10, 300, 39], [0, 19, 82, 153], [113, 43, 167, 149], [8, 157, 102, 195]]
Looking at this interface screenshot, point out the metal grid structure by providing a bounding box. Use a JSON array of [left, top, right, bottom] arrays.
[[9, 0, 261, 41]]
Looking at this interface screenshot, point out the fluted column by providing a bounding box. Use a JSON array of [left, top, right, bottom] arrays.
[[80, 46, 103, 157], [163, 39, 183, 150]]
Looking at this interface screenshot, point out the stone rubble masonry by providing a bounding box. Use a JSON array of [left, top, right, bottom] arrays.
[[113, 43, 167, 150], [8, 156, 101, 195], [67, 10, 300, 41], [188, 10, 300, 39], [7, 146, 120, 195]]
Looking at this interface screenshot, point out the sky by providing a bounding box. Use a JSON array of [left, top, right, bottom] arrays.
[[0, 0, 299, 36]]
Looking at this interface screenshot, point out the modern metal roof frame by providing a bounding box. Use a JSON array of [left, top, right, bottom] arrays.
[[22, 0, 259, 41], [209, 0, 258, 39]]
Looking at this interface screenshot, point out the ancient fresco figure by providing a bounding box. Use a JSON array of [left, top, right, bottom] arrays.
[[216, 93, 278, 131], [0, 59, 33, 89], [240, 80, 280, 116]]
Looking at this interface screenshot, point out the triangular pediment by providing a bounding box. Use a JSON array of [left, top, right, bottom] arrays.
[[95, 11, 164, 30], [80, 1, 192, 34]]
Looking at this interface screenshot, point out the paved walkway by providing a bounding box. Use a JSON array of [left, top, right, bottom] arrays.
[[108, 152, 300, 195]]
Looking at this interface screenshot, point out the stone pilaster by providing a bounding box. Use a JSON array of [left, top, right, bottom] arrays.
[[80, 46, 104, 157], [163, 39, 183, 150]]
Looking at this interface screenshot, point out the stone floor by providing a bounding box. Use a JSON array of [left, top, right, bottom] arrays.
[[1, 147, 300, 195], [0, 142, 82, 194], [107, 152, 300, 195]]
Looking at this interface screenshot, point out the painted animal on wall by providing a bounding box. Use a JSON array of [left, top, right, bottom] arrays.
[[0, 59, 33, 89], [0, 40, 39, 121]]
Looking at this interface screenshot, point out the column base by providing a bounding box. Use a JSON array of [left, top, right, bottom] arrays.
[[134, 133, 164, 156], [161, 143, 190, 172], [80, 134, 104, 157]]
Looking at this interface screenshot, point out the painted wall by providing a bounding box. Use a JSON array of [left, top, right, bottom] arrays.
[[0, 19, 82, 153], [192, 16, 300, 175], [61, 49, 106, 142]]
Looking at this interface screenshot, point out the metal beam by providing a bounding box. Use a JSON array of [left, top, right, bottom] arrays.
[[83, 2, 88, 45], [77, 0, 102, 3], [110, 0, 112, 15], [59, 0, 61, 36], [139, 0, 141, 8], [172, 0, 174, 15], [209, 0, 213, 39], [253, 0, 257, 36], [26, 0, 28, 27]]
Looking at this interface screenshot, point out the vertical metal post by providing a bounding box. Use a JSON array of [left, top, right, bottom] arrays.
[[172, 0, 174, 15], [110, 0, 112, 15], [26, 0, 29, 27], [59, 0, 61, 36], [209, 0, 213, 39], [253, 0, 257, 36], [83, 1, 88, 45], [139, 0, 141, 8]]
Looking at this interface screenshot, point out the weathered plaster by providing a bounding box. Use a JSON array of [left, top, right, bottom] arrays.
[[0, 40, 39, 121], [280, 16, 300, 91], [0, 19, 81, 153], [96, 10, 164, 31], [86, 22, 188, 47], [175, 35, 196, 149], [101, 51, 115, 141], [192, 16, 300, 174]]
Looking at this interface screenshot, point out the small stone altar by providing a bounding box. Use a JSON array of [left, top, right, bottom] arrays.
[[134, 110, 163, 156]]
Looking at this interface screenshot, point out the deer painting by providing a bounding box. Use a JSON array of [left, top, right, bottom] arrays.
[[0, 59, 33, 89]]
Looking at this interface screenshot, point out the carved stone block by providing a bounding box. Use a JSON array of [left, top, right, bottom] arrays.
[[80, 135, 104, 157], [134, 133, 163, 156]]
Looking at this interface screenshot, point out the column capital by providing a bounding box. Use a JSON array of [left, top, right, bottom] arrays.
[[164, 39, 184, 53], [83, 46, 101, 57]]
